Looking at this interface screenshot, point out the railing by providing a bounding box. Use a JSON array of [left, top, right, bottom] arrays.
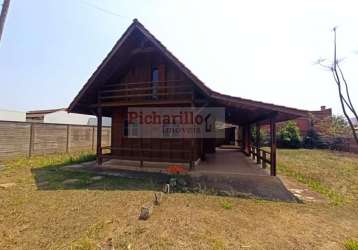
[[99, 80, 193, 103], [99, 146, 195, 168], [248, 145, 274, 175]]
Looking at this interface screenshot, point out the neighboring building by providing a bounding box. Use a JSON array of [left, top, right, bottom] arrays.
[[68, 19, 307, 175], [26, 108, 111, 126], [293, 106, 332, 136], [0, 109, 26, 122]]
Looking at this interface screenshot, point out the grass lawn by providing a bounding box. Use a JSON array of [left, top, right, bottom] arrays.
[[0, 149, 357, 249]]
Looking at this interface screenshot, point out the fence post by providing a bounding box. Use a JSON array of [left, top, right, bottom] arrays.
[[28, 123, 34, 157], [66, 124, 70, 153], [91, 126, 95, 152]]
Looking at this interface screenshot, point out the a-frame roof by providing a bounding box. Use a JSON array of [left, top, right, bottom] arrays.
[[68, 19, 307, 123]]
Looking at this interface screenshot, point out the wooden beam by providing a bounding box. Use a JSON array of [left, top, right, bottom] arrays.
[[270, 119, 277, 176], [102, 79, 183, 88], [249, 111, 278, 125], [256, 123, 261, 164], [100, 91, 193, 100], [90, 99, 192, 108], [96, 107, 103, 166]]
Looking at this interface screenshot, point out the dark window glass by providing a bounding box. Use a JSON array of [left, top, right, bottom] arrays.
[[151, 67, 159, 98], [123, 119, 128, 137], [151, 67, 159, 81]]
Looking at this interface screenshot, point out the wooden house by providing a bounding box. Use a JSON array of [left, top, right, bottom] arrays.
[[68, 19, 307, 176]]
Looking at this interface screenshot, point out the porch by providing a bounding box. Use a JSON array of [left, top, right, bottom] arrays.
[[68, 148, 296, 201], [99, 147, 268, 176], [192, 148, 269, 176]]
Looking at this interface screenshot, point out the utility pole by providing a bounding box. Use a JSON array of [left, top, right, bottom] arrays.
[[0, 0, 10, 42]]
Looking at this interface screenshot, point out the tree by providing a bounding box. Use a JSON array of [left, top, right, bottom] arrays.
[[277, 121, 301, 148], [302, 128, 326, 149], [0, 0, 10, 42], [315, 115, 351, 139], [317, 27, 358, 144]]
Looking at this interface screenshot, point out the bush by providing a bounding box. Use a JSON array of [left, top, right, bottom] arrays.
[[302, 128, 327, 149], [277, 121, 301, 148]]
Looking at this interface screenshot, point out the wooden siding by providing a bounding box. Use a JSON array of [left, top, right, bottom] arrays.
[[98, 53, 194, 106], [109, 108, 201, 163], [0, 121, 111, 160]]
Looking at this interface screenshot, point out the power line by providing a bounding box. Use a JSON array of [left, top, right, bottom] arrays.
[[78, 0, 131, 19]]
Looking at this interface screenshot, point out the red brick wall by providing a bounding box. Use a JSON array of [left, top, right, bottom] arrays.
[[292, 107, 332, 136]]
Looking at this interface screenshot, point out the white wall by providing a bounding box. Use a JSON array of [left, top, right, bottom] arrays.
[[0, 109, 26, 122], [44, 111, 111, 126], [44, 111, 94, 125], [87, 117, 112, 127]]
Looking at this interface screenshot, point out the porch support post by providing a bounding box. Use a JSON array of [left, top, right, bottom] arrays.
[[189, 103, 195, 169], [96, 106, 103, 166], [244, 124, 251, 156], [270, 119, 276, 176], [256, 123, 261, 164], [239, 126, 245, 153]]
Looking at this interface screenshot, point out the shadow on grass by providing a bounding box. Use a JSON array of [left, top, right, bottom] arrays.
[[30, 163, 166, 192]]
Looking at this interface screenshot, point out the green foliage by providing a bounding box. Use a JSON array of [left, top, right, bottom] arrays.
[[345, 239, 358, 250], [251, 127, 270, 146], [221, 200, 233, 209], [302, 128, 327, 149], [277, 121, 302, 148], [331, 115, 352, 137], [3, 152, 96, 170], [316, 115, 352, 138]]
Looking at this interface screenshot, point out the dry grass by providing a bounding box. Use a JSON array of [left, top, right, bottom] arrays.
[[0, 150, 357, 249], [277, 149, 358, 204]]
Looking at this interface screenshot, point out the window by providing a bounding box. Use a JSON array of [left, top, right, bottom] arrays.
[[151, 67, 159, 99]]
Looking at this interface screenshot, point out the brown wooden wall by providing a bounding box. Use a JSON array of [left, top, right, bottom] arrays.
[[110, 108, 202, 163], [0, 121, 111, 160], [99, 51, 195, 105]]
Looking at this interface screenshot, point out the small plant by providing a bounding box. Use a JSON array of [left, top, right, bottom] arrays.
[[221, 200, 233, 209], [345, 239, 358, 250]]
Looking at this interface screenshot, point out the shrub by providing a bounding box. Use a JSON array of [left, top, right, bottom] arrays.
[[277, 121, 301, 148], [302, 128, 327, 149]]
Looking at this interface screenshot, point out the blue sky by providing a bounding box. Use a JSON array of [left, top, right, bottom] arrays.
[[1, 0, 358, 115]]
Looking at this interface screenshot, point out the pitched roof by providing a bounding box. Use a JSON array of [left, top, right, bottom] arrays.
[[68, 19, 307, 123]]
